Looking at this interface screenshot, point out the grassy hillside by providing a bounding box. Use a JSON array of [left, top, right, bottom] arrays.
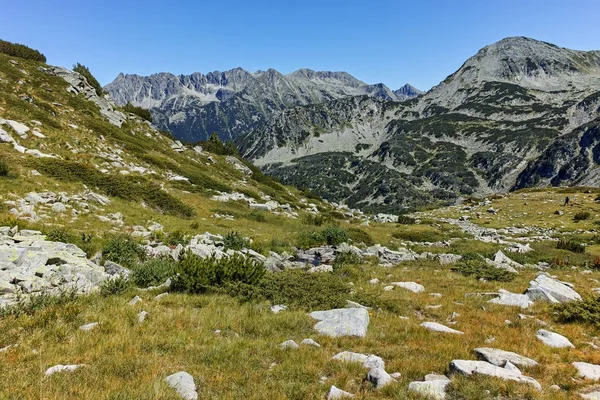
[[2, 52, 600, 400]]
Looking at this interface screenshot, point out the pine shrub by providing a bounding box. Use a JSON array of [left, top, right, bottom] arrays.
[[451, 259, 516, 282], [102, 235, 145, 268], [0, 39, 46, 62], [223, 231, 250, 250], [123, 103, 152, 122], [554, 296, 600, 327], [557, 239, 585, 253], [73, 63, 104, 96], [132, 259, 176, 288], [172, 252, 265, 293], [0, 158, 9, 177], [574, 211, 592, 222]]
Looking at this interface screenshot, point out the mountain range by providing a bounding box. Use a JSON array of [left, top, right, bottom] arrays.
[[105, 68, 420, 142], [106, 37, 600, 213]]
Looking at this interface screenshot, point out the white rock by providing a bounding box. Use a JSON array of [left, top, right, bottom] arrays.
[[503, 361, 521, 375], [332, 352, 385, 369], [408, 375, 451, 400], [6, 120, 29, 137], [573, 362, 600, 380], [279, 340, 299, 350], [79, 322, 99, 331], [45, 364, 85, 376], [536, 329, 574, 348], [138, 311, 149, 323], [391, 281, 425, 293], [365, 367, 396, 389], [327, 385, 354, 399], [51, 203, 67, 213], [450, 360, 541, 390], [270, 304, 287, 313], [345, 300, 370, 310], [300, 338, 320, 347], [474, 347, 538, 367], [421, 322, 464, 335], [526, 274, 582, 303], [309, 308, 369, 338], [488, 289, 533, 309], [128, 295, 142, 306], [164, 371, 198, 400]]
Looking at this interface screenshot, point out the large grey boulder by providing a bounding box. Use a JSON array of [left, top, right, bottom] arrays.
[[408, 375, 451, 399], [164, 371, 198, 400], [449, 360, 541, 390], [365, 367, 396, 389], [536, 329, 574, 348], [525, 274, 581, 303], [573, 362, 600, 380], [390, 281, 425, 293], [474, 348, 538, 368], [309, 308, 369, 337]]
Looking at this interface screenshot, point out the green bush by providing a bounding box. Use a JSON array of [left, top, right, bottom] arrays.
[[397, 215, 416, 225], [333, 251, 363, 269], [347, 227, 374, 246], [198, 133, 238, 156], [161, 230, 187, 246], [557, 239, 585, 253], [223, 231, 250, 250], [73, 63, 104, 96], [451, 259, 516, 282], [553, 296, 600, 327], [123, 103, 152, 122], [102, 235, 146, 268], [46, 227, 76, 243], [392, 229, 449, 243], [131, 259, 176, 288], [302, 214, 332, 226], [574, 211, 592, 222], [0, 39, 46, 62], [321, 225, 349, 245], [0, 158, 8, 177], [100, 276, 132, 297], [172, 252, 265, 293], [0, 290, 77, 318]]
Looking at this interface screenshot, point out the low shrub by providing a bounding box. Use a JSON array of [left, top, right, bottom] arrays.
[[46, 227, 76, 243], [321, 225, 349, 245], [296, 225, 350, 248], [0, 290, 78, 318], [593, 256, 600, 270], [162, 230, 187, 246], [553, 296, 600, 327], [451, 259, 516, 282], [0, 158, 8, 177], [333, 251, 363, 270], [302, 214, 332, 226], [100, 276, 132, 297], [247, 211, 267, 223], [397, 215, 416, 225], [392, 229, 445, 243], [102, 235, 146, 268], [574, 211, 592, 222], [172, 252, 265, 293], [123, 103, 152, 122], [73, 63, 104, 96], [223, 231, 251, 251], [557, 239, 585, 253], [347, 227, 374, 246], [0, 39, 46, 62], [131, 258, 176, 288]]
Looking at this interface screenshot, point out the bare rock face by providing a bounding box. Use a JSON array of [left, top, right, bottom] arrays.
[[309, 308, 369, 337], [525, 274, 582, 303]]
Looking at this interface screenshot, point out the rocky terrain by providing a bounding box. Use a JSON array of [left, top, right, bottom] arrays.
[[3, 39, 600, 400], [239, 37, 600, 213], [105, 68, 420, 143]]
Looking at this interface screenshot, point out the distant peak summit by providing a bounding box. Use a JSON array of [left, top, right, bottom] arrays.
[[394, 83, 423, 98]]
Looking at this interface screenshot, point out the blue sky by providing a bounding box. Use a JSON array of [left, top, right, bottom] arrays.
[[2, 0, 599, 90]]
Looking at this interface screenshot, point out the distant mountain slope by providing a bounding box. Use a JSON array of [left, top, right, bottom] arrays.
[[105, 68, 419, 142], [240, 37, 600, 213]]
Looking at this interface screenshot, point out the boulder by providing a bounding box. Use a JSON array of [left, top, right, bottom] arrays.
[[45, 364, 85, 376], [79, 322, 99, 331], [488, 289, 533, 309], [164, 371, 198, 400], [365, 367, 396, 389], [421, 322, 464, 335], [474, 347, 538, 368], [536, 329, 574, 348], [573, 362, 600, 380], [525, 274, 582, 303], [309, 308, 369, 337], [279, 340, 299, 350], [449, 360, 541, 390], [300, 338, 320, 347]]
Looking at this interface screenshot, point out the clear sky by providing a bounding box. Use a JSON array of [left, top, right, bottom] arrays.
[[2, 0, 599, 90]]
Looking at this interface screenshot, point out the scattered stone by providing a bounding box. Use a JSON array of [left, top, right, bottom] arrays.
[[270, 304, 287, 313], [300, 338, 320, 347], [474, 347, 538, 368], [488, 289, 533, 309], [346, 300, 370, 310], [574, 362, 600, 380], [128, 295, 142, 306], [332, 352, 385, 370], [327, 385, 354, 399], [536, 329, 574, 348], [79, 322, 99, 331], [449, 360, 541, 390], [421, 322, 464, 335], [138, 311, 149, 324], [408, 374, 451, 400], [525, 274, 582, 303], [154, 292, 168, 301], [164, 371, 198, 400], [365, 367, 396, 389], [45, 364, 85, 376], [309, 308, 369, 337], [391, 281, 425, 293], [279, 340, 299, 350]]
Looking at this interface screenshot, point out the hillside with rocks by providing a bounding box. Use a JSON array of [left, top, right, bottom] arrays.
[[3, 40, 600, 400], [240, 37, 600, 213], [105, 67, 420, 143]]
